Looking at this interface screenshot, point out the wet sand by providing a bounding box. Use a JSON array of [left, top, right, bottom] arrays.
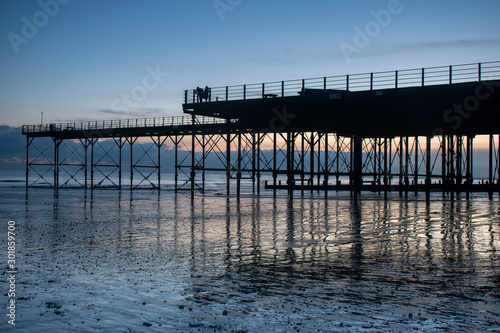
[[0, 187, 499, 332]]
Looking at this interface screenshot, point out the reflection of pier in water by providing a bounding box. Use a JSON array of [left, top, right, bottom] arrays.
[[21, 189, 499, 328], [176, 196, 498, 302], [27, 191, 499, 281], [22, 62, 500, 199], [17, 189, 500, 331]]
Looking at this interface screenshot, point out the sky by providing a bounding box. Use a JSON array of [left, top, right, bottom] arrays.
[[1, 0, 499, 127]]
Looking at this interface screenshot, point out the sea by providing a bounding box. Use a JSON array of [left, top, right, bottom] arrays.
[[0, 169, 499, 332]]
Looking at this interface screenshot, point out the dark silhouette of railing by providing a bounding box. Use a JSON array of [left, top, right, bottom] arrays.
[[22, 115, 226, 134], [185, 61, 500, 104]]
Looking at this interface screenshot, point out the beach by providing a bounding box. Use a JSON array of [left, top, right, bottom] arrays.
[[0, 178, 499, 332]]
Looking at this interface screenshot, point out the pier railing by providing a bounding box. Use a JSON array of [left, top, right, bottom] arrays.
[[185, 61, 500, 104], [22, 115, 226, 134]]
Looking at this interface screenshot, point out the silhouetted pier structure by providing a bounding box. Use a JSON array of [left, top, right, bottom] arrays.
[[22, 61, 500, 199]]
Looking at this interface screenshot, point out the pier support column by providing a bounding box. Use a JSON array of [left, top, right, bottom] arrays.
[[273, 132, 277, 198], [352, 135, 362, 198], [399, 137, 403, 197], [53, 138, 62, 188], [300, 133, 305, 196], [374, 138, 379, 189], [201, 135, 205, 193], [414, 137, 419, 196], [489, 134, 493, 199], [80, 139, 89, 189], [324, 133, 329, 198], [384, 138, 389, 199], [128, 137, 138, 190], [113, 137, 124, 189], [441, 135, 446, 198], [237, 132, 242, 199], [226, 126, 231, 196], [448, 135, 455, 200], [466, 136, 473, 199], [336, 135, 340, 191], [191, 125, 196, 197], [316, 133, 322, 191], [189, 116, 196, 196], [256, 133, 261, 195], [89, 138, 97, 189], [310, 132, 315, 194], [252, 133, 256, 194], [287, 132, 295, 199], [425, 136, 431, 201], [388, 138, 393, 191], [456, 136, 463, 195], [26, 137, 32, 188], [404, 137, 409, 198]]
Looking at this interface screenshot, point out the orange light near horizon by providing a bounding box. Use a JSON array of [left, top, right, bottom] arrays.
[[183, 134, 496, 153], [85, 133, 497, 156]]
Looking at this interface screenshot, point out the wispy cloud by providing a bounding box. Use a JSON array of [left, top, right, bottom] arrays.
[[384, 39, 500, 52], [99, 109, 127, 116], [252, 39, 500, 67], [52, 107, 169, 123], [0, 157, 23, 164], [339, 39, 500, 59], [98, 107, 167, 118]]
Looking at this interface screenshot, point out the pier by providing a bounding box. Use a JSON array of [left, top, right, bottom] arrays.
[[22, 61, 500, 198]]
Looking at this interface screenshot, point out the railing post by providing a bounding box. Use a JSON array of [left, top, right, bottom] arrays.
[[302, 79, 305, 91], [226, 86, 229, 101], [478, 63, 482, 82], [421, 68, 425, 86], [323, 77, 327, 91], [262, 83, 265, 98], [395, 71, 398, 89], [370, 73, 373, 90], [449, 65, 452, 84], [243, 85, 246, 100], [346, 75, 349, 91], [281, 81, 284, 97]]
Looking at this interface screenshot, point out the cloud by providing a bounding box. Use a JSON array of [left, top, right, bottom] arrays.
[[0, 125, 25, 169], [97, 107, 168, 118], [384, 39, 500, 53], [338, 39, 500, 60], [252, 38, 500, 68], [0, 157, 23, 164], [99, 109, 127, 115], [50, 107, 170, 123]]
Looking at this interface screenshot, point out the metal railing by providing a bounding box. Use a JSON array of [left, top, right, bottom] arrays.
[[185, 61, 500, 104], [22, 115, 226, 134]]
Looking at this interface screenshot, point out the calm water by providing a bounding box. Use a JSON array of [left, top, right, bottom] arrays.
[[0, 181, 499, 332]]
